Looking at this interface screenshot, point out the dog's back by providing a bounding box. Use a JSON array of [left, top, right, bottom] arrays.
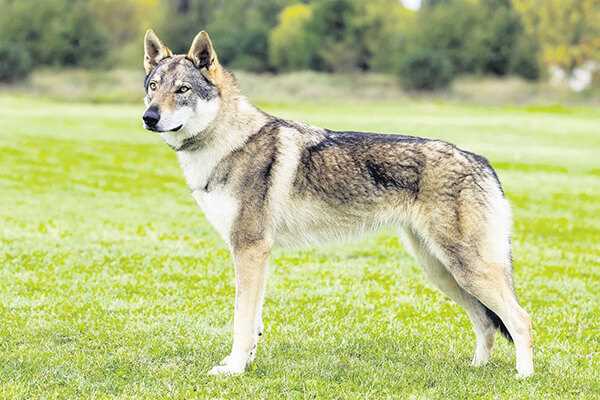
[[253, 121, 504, 250]]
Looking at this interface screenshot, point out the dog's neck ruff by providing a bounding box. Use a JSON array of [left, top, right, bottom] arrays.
[[171, 132, 208, 152], [171, 112, 220, 153], [175, 97, 269, 193], [174, 96, 262, 154]]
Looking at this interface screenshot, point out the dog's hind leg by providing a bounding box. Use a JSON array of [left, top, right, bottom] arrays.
[[441, 252, 533, 378], [424, 194, 534, 378], [438, 246, 534, 378], [400, 228, 496, 366]]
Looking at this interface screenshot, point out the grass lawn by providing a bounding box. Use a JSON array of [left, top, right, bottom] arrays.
[[0, 94, 598, 399]]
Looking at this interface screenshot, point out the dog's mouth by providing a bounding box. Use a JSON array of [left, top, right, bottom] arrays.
[[145, 124, 184, 133]]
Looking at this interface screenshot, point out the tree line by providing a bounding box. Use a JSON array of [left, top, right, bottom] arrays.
[[0, 0, 598, 90]]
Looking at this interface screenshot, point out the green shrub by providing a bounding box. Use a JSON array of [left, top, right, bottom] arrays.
[[160, 0, 292, 72], [509, 35, 541, 81], [269, 4, 315, 71], [411, 1, 486, 75], [478, 0, 540, 79], [0, 0, 109, 68], [0, 42, 32, 83], [358, 1, 416, 73], [302, 0, 363, 72], [397, 48, 455, 91], [405, 0, 540, 80]]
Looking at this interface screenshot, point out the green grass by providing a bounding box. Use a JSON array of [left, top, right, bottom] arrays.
[[0, 94, 599, 399]]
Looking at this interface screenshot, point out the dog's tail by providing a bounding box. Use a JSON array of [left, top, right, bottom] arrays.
[[481, 302, 513, 341]]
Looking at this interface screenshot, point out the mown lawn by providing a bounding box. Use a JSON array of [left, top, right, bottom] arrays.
[[0, 94, 598, 399]]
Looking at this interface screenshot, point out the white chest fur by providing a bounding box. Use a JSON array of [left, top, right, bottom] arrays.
[[191, 188, 238, 245], [172, 97, 271, 246], [177, 148, 239, 245]]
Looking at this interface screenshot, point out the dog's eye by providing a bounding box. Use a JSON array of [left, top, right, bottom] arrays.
[[176, 86, 190, 94], [149, 82, 157, 91]]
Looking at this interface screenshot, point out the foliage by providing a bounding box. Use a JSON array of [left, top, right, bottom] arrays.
[[409, 1, 487, 75], [479, 1, 525, 75], [90, 0, 156, 45], [158, 0, 221, 54], [421, 0, 452, 6], [509, 34, 542, 80], [269, 4, 315, 71], [269, 0, 414, 73], [349, 0, 416, 72], [0, 0, 569, 89], [406, 0, 540, 81], [0, 0, 109, 68], [159, 0, 292, 71], [299, 0, 363, 72], [397, 47, 455, 90], [0, 42, 32, 82], [512, 0, 600, 72], [209, 0, 292, 71], [152, 0, 542, 85]]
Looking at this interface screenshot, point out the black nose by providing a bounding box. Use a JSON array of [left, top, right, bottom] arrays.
[[143, 106, 160, 128]]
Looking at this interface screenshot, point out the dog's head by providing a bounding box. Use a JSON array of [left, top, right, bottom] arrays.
[[142, 30, 223, 150]]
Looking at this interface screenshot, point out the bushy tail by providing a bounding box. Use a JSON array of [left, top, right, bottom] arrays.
[[482, 303, 513, 341]]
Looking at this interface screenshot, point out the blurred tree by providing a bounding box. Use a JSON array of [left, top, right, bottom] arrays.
[[91, 0, 160, 45], [397, 47, 455, 90], [90, 0, 162, 66], [159, 0, 292, 71], [478, 0, 540, 78], [512, 0, 600, 73], [352, 0, 416, 72], [0, 0, 109, 67], [509, 32, 541, 80], [269, 0, 415, 73], [402, 0, 539, 79], [0, 0, 549, 84], [410, 0, 487, 74], [304, 0, 362, 71], [0, 42, 32, 82], [158, 0, 219, 53], [207, 0, 293, 71], [269, 4, 315, 71], [176, 0, 190, 12], [421, 0, 452, 7]]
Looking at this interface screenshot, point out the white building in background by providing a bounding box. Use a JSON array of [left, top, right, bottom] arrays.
[[550, 62, 599, 92]]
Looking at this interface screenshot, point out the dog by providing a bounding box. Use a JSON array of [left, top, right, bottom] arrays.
[[141, 29, 534, 378]]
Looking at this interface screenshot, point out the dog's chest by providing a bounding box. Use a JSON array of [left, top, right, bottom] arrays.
[[177, 150, 238, 244], [191, 189, 237, 244]]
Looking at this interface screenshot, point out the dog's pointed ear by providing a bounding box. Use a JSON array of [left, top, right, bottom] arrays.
[[187, 31, 222, 83], [144, 29, 172, 75]]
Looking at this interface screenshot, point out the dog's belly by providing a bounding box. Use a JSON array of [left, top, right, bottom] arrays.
[[273, 198, 407, 247], [191, 188, 238, 244]]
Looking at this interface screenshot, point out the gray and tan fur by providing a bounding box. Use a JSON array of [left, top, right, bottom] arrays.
[[141, 30, 534, 377]]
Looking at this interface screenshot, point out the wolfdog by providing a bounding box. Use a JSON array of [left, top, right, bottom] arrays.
[[141, 30, 534, 377]]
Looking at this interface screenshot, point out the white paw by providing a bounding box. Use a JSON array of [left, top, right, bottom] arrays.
[[516, 347, 534, 378], [208, 350, 254, 376], [516, 365, 534, 379], [471, 357, 489, 367], [471, 351, 490, 367], [208, 362, 246, 376]]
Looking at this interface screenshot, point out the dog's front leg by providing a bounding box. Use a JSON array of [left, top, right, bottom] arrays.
[[208, 240, 270, 375]]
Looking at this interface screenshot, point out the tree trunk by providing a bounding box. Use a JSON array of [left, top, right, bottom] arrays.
[[176, 0, 190, 14]]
